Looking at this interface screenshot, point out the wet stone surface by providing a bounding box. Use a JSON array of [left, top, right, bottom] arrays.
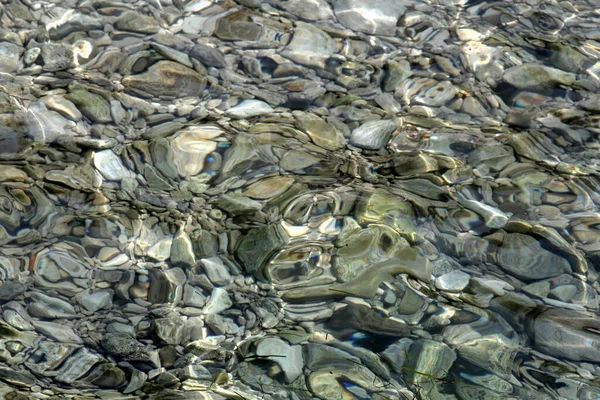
[[1, 0, 600, 399]]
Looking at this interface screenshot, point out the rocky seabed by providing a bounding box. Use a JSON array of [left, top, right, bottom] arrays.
[[2, 0, 600, 399]]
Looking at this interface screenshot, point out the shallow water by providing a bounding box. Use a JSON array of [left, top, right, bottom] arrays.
[[1, 0, 600, 399]]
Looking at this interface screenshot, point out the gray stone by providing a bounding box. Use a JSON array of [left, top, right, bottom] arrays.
[[154, 317, 186, 345], [200, 257, 232, 286], [334, 0, 406, 36], [225, 100, 273, 119], [80, 291, 113, 312], [0, 280, 27, 301], [256, 337, 303, 383], [503, 64, 576, 91], [41, 43, 74, 72], [115, 12, 160, 34], [202, 287, 232, 314], [533, 309, 600, 362], [435, 270, 471, 292], [498, 233, 571, 280], [350, 119, 398, 150], [171, 228, 196, 267], [32, 321, 82, 344], [190, 44, 226, 68], [102, 333, 139, 356], [0, 42, 21, 73]]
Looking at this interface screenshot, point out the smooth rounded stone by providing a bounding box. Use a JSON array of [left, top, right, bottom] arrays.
[[350, 119, 398, 150], [41, 95, 82, 122], [3, 303, 34, 331], [170, 228, 196, 268], [255, 337, 303, 383], [106, 322, 136, 337], [497, 233, 571, 280], [65, 89, 112, 123], [0, 280, 27, 301], [89, 364, 127, 388], [168, 126, 222, 177], [23, 47, 40, 65], [154, 317, 186, 345], [32, 321, 83, 344], [202, 287, 232, 314], [225, 100, 273, 119], [0, 165, 27, 182], [397, 287, 426, 315], [412, 80, 457, 107], [80, 291, 113, 312], [200, 257, 231, 286], [333, 0, 405, 36], [115, 12, 160, 34], [435, 270, 471, 292], [295, 113, 345, 151], [189, 44, 226, 68], [122, 61, 206, 98], [502, 64, 576, 91], [533, 309, 600, 362], [102, 333, 139, 356], [0, 42, 22, 73], [24, 102, 75, 143], [281, 22, 336, 69], [93, 150, 131, 181], [27, 292, 76, 318], [280, 150, 321, 171]]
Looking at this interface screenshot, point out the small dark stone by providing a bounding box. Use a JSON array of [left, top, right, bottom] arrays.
[[41, 43, 74, 72], [101, 333, 139, 356], [159, 345, 178, 368]]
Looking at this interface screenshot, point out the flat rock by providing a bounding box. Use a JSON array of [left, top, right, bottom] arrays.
[[435, 270, 471, 292], [116, 12, 160, 34], [123, 61, 206, 98], [32, 321, 82, 344], [503, 64, 576, 91], [225, 100, 273, 119]]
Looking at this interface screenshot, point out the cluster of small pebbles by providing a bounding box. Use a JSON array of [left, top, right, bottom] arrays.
[[1, 0, 600, 399]]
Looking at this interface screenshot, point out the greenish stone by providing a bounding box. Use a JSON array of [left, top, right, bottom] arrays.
[[66, 90, 112, 123]]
